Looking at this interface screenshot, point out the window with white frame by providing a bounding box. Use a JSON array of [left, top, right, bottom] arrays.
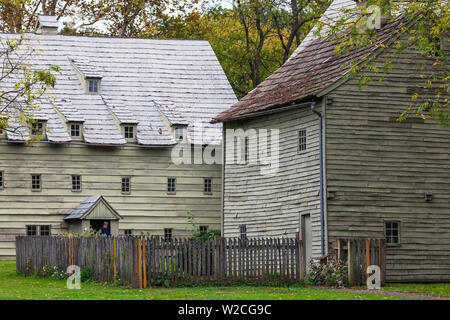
[[71, 175, 81, 191], [31, 174, 41, 191], [124, 126, 134, 139], [121, 177, 131, 194], [40, 225, 51, 236], [70, 123, 82, 139], [167, 177, 176, 194], [174, 127, 184, 141], [88, 79, 99, 93], [204, 178, 212, 194], [298, 129, 307, 152], [164, 228, 173, 241], [26, 225, 37, 235], [124, 229, 132, 236], [26, 225, 50, 236], [240, 136, 249, 164], [199, 226, 208, 234], [0, 171, 3, 189], [385, 221, 400, 245]]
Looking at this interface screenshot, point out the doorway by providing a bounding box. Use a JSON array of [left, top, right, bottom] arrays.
[[90, 220, 110, 233], [301, 214, 312, 272]]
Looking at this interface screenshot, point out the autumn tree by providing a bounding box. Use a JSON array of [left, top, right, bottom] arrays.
[[0, 35, 59, 140], [315, 0, 449, 125]]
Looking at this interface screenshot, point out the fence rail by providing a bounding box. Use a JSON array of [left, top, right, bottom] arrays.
[[335, 238, 386, 286], [16, 236, 304, 288]]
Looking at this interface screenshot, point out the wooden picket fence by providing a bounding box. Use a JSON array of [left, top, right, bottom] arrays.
[[335, 238, 386, 286], [16, 236, 304, 288]]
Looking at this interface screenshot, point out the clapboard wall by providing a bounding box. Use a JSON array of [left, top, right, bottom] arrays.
[[222, 106, 323, 257], [324, 45, 450, 282], [0, 142, 222, 259]]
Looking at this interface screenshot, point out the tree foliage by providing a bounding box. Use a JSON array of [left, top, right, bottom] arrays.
[[314, 0, 449, 125], [0, 35, 59, 140]]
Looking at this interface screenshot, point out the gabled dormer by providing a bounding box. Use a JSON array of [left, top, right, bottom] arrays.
[[69, 57, 103, 95], [35, 15, 59, 35]]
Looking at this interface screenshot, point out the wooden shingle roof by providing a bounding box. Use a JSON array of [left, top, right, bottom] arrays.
[[212, 0, 403, 123], [0, 33, 237, 145]]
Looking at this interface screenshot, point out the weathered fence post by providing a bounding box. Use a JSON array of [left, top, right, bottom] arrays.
[[347, 239, 354, 286]]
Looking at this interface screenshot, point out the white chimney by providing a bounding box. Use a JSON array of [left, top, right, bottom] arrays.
[[354, 0, 391, 28], [36, 15, 59, 35]]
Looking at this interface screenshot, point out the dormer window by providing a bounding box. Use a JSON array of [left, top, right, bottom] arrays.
[[174, 127, 184, 141], [124, 126, 134, 139], [69, 122, 83, 141], [122, 124, 137, 143], [88, 79, 99, 93], [31, 120, 46, 139]]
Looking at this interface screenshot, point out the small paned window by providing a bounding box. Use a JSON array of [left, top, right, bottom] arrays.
[[298, 129, 307, 152], [70, 123, 81, 137], [164, 228, 173, 241], [124, 126, 134, 139], [31, 121, 44, 136], [26, 225, 37, 236], [31, 175, 41, 190], [204, 178, 212, 194], [88, 80, 99, 93], [174, 127, 184, 141], [121, 177, 131, 194], [40, 225, 51, 236], [385, 221, 400, 245], [167, 178, 176, 194], [72, 175, 81, 191]]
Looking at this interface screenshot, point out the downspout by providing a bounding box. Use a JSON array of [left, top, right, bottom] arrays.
[[311, 102, 325, 256]]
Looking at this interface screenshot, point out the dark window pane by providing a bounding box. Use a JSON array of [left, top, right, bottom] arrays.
[[167, 178, 176, 193], [27, 225, 37, 236], [299, 130, 307, 151], [121, 177, 130, 193], [40, 225, 50, 236], [204, 178, 212, 194], [31, 175, 41, 190], [164, 228, 172, 241]]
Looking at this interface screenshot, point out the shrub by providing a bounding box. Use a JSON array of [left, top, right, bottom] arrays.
[[307, 259, 348, 287], [38, 265, 67, 280], [80, 266, 93, 283]]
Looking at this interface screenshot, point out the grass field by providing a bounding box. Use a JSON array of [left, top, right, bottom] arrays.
[[0, 261, 444, 300], [381, 283, 450, 298]]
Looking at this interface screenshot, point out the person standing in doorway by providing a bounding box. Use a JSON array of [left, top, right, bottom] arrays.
[[100, 221, 110, 236]]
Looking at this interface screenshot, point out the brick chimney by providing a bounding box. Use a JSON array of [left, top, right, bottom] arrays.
[[36, 15, 59, 35]]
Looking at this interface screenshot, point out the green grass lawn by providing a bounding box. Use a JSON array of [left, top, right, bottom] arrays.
[[381, 283, 450, 299], [0, 261, 424, 300]]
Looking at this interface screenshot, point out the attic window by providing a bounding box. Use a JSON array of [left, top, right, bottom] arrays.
[[124, 126, 134, 139], [31, 121, 45, 137], [123, 125, 136, 142], [174, 127, 184, 141], [70, 123, 83, 140], [88, 79, 99, 93]]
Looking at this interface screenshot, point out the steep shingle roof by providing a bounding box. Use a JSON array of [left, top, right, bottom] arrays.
[[64, 195, 122, 220], [1, 33, 237, 145], [212, 0, 403, 123]]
